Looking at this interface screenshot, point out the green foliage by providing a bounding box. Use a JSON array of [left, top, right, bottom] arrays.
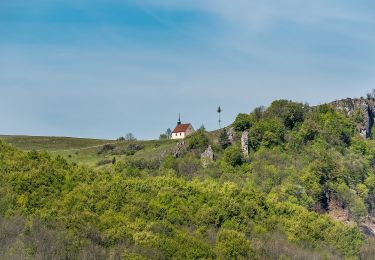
[[335, 183, 367, 222], [353, 108, 365, 124], [249, 117, 285, 150], [96, 159, 112, 166], [218, 129, 231, 149], [233, 113, 252, 131], [159, 134, 168, 140], [2, 97, 375, 259], [160, 129, 172, 140], [97, 144, 115, 154], [0, 137, 367, 259], [117, 136, 125, 141], [250, 106, 265, 122], [370, 123, 375, 140], [186, 129, 209, 152], [125, 133, 137, 141], [216, 229, 254, 259], [223, 145, 243, 167], [265, 100, 306, 130], [0, 135, 113, 151], [299, 118, 320, 144], [294, 106, 355, 148]]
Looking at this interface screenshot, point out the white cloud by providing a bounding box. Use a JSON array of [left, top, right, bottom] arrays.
[[135, 0, 374, 28], [132, 0, 375, 69]]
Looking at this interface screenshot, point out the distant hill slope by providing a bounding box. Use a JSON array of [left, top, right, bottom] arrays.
[[0, 135, 114, 151], [0, 135, 176, 167]]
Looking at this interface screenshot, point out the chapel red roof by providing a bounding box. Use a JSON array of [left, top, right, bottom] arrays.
[[172, 124, 191, 133]]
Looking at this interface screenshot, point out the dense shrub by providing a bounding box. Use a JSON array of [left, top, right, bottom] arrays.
[[186, 129, 209, 152], [215, 229, 254, 259], [124, 143, 144, 156], [97, 144, 116, 155], [218, 129, 231, 149], [223, 145, 243, 167], [96, 159, 112, 166]]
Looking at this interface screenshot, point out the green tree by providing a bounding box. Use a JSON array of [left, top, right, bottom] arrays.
[[233, 113, 252, 132], [265, 100, 306, 130], [166, 128, 172, 139], [125, 133, 136, 141], [250, 106, 265, 121], [159, 134, 168, 140], [223, 145, 243, 167], [249, 117, 285, 150]]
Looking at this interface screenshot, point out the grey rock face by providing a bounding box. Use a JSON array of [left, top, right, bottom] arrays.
[[173, 141, 186, 158], [201, 145, 214, 168], [241, 131, 249, 157], [330, 98, 375, 139], [227, 127, 236, 144]]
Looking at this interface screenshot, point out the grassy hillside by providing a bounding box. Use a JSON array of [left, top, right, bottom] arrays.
[[0, 135, 176, 167], [0, 135, 114, 151]]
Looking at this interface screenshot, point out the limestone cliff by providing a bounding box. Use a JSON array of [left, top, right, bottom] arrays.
[[329, 98, 375, 138]]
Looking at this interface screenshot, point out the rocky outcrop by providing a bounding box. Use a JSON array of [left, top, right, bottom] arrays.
[[227, 127, 236, 144], [360, 220, 375, 237], [328, 199, 350, 224], [330, 98, 375, 138], [241, 131, 249, 157], [173, 141, 186, 158], [361, 211, 375, 236], [201, 145, 214, 168], [327, 198, 375, 237]]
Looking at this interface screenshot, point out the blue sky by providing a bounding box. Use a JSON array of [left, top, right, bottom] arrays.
[[0, 0, 374, 139]]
